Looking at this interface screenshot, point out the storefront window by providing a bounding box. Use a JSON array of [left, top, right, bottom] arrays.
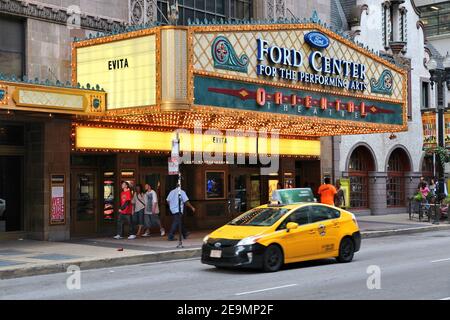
[[206, 171, 225, 199]]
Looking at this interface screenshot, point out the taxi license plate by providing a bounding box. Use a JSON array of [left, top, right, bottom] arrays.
[[210, 250, 222, 258]]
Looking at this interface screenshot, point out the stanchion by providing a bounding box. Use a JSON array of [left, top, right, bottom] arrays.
[[177, 172, 184, 249], [433, 202, 440, 225]]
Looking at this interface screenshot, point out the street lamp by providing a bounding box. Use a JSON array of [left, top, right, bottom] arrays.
[[426, 53, 450, 224]]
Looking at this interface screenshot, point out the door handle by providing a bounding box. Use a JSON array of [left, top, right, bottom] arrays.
[[308, 230, 315, 234]]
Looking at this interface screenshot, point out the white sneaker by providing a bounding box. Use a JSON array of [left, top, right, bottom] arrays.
[[160, 229, 166, 237], [113, 235, 123, 240], [142, 232, 150, 237], [128, 235, 137, 240]]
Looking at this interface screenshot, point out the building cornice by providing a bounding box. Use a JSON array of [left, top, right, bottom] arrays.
[[0, 0, 126, 32]]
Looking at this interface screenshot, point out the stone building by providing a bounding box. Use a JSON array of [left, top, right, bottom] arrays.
[[0, 0, 423, 242], [329, 0, 431, 215]]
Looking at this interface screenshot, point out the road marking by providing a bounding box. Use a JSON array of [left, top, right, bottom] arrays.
[[431, 258, 450, 263], [235, 284, 298, 296], [440, 297, 450, 300]]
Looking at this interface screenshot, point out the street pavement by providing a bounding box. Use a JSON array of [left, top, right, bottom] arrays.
[[1, 229, 450, 300], [0, 213, 449, 279]]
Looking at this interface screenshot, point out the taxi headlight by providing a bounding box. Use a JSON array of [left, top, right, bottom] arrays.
[[237, 236, 262, 246], [202, 235, 209, 244]]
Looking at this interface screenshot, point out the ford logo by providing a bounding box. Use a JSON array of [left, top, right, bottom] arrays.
[[304, 31, 330, 50], [214, 242, 222, 248]]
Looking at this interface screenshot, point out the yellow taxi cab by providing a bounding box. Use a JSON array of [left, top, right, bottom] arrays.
[[201, 189, 361, 272]]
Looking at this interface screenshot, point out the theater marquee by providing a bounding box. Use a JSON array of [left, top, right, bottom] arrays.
[[69, 22, 407, 139], [190, 22, 408, 134]]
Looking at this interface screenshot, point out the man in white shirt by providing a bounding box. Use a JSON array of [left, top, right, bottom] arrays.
[[142, 183, 165, 237], [166, 183, 195, 241]]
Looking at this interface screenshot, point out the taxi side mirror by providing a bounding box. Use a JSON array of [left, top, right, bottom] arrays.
[[286, 222, 299, 232]]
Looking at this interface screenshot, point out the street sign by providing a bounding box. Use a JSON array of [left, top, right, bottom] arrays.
[[171, 133, 180, 158], [168, 157, 179, 175]]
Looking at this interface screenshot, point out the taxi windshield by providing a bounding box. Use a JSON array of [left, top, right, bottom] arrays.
[[228, 207, 289, 226]]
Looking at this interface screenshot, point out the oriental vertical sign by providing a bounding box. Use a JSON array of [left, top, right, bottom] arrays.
[[50, 174, 66, 225]]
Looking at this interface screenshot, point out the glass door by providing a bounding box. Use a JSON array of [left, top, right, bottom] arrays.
[[233, 174, 247, 214], [249, 174, 261, 209], [71, 171, 97, 236]]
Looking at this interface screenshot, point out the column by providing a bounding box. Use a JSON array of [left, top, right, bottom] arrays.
[[404, 171, 422, 201], [368, 171, 388, 215]]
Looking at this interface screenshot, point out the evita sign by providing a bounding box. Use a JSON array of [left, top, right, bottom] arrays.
[[256, 32, 367, 92]]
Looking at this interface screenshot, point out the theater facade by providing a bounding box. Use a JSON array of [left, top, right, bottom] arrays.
[[0, 19, 407, 240]]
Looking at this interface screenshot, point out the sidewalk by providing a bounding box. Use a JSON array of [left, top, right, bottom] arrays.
[[1, 213, 449, 279]]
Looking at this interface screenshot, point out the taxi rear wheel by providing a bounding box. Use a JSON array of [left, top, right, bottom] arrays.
[[262, 245, 283, 272], [336, 237, 355, 263]]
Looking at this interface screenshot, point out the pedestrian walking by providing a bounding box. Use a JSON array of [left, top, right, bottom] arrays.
[[334, 179, 346, 208], [114, 181, 136, 240], [429, 178, 437, 198], [317, 177, 337, 206], [142, 183, 166, 237], [166, 183, 195, 241], [131, 184, 146, 237]]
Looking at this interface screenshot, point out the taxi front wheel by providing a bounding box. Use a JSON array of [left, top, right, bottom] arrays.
[[336, 237, 355, 263], [262, 245, 283, 272]]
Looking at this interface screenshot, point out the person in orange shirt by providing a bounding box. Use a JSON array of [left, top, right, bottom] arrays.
[[318, 177, 337, 206]]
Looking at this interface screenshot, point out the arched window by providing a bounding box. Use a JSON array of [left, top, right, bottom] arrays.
[[348, 146, 375, 209], [386, 148, 411, 207]]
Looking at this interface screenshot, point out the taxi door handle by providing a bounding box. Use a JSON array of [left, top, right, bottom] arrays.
[[308, 230, 315, 234]]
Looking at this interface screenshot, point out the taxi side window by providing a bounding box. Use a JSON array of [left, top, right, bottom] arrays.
[[278, 207, 310, 229], [310, 206, 341, 223]]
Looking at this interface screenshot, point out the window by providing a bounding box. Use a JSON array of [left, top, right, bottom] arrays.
[[386, 149, 410, 207], [310, 205, 340, 223], [419, 2, 450, 37], [421, 81, 430, 109], [229, 207, 288, 226], [348, 146, 375, 209], [0, 16, 25, 78], [157, 0, 252, 25], [278, 207, 311, 230]]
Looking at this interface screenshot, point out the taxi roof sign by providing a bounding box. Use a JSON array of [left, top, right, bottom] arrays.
[[271, 188, 316, 205]]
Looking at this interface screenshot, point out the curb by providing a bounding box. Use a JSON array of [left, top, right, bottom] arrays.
[[1, 224, 450, 280], [0, 248, 202, 280], [361, 224, 450, 239]]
